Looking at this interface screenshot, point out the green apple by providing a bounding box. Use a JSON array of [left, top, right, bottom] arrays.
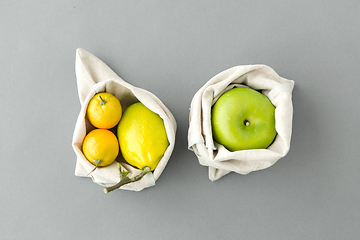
[[211, 87, 276, 151]]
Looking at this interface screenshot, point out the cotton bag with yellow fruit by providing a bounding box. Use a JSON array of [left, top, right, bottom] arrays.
[[72, 48, 177, 192]]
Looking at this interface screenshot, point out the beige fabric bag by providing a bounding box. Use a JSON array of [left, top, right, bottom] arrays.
[[188, 65, 294, 181], [72, 48, 177, 191]]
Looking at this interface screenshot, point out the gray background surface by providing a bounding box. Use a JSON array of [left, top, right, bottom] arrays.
[[1, 1, 359, 239]]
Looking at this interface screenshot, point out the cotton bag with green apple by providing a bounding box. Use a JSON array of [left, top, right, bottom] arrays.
[[188, 65, 295, 181]]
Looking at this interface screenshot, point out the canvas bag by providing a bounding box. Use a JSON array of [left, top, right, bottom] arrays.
[[72, 48, 177, 191], [188, 65, 295, 181]]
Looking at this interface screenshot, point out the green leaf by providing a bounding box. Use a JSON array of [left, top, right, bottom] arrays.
[[94, 159, 102, 165], [117, 165, 128, 179], [117, 163, 122, 171], [120, 171, 129, 180]]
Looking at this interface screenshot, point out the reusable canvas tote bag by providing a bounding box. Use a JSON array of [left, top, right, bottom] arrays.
[[72, 48, 177, 191], [188, 65, 294, 181]]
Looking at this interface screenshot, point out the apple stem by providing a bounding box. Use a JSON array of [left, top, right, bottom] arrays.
[[103, 165, 151, 194]]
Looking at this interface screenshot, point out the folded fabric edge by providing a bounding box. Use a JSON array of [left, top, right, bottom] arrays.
[[209, 167, 232, 181], [188, 139, 204, 150], [269, 82, 295, 97]]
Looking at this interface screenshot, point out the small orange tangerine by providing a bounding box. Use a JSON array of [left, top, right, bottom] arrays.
[[82, 129, 119, 167], [87, 92, 122, 129]]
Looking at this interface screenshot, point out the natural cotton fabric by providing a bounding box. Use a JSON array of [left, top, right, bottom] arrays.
[[72, 48, 177, 191], [188, 65, 294, 181]]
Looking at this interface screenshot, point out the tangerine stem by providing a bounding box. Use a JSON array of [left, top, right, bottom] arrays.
[[86, 164, 99, 177], [86, 160, 102, 177], [103, 166, 151, 194], [99, 95, 107, 105]]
